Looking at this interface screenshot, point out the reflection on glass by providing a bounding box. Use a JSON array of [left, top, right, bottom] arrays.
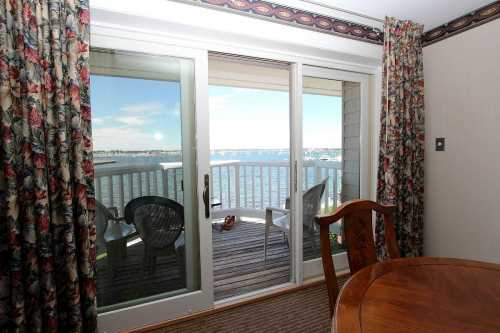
[[208, 65, 291, 300], [302, 77, 361, 261], [91, 51, 198, 311]]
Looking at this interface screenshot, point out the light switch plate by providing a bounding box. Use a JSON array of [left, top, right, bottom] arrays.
[[436, 138, 445, 151]]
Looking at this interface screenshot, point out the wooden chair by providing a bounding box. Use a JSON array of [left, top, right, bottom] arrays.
[[315, 199, 400, 316]]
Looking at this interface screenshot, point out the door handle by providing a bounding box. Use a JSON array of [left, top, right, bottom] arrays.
[[203, 174, 210, 218]]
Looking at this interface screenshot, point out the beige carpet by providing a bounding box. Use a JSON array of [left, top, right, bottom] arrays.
[[131, 277, 349, 333]]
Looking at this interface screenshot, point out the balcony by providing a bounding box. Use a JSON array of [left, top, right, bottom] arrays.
[[95, 159, 343, 305]]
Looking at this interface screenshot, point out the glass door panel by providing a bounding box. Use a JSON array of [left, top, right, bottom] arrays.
[[91, 50, 199, 309], [208, 56, 292, 300], [302, 76, 347, 261], [301, 66, 368, 277], [91, 46, 211, 332]]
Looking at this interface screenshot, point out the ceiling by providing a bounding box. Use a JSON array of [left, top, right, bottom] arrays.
[[302, 0, 494, 31]]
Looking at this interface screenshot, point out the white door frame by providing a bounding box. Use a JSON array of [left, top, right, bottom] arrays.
[[92, 31, 213, 333], [298, 65, 371, 280], [289, 63, 303, 285]]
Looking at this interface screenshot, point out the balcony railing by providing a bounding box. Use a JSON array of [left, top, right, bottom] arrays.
[[94, 160, 342, 217]]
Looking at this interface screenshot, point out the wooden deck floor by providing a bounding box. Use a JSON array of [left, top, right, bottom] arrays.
[[96, 242, 186, 307], [213, 219, 290, 300], [96, 218, 333, 307]]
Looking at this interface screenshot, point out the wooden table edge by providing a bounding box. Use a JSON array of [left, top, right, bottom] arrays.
[[333, 257, 500, 333]]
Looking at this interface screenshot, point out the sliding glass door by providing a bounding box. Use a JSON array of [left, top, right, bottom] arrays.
[[300, 66, 370, 279], [90, 38, 212, 332], [89, 31, 373, 330]]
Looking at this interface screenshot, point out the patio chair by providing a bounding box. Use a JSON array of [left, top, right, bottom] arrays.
[[264, 178, 327, 261], [124, 196, 185, 274], [95, 201, 137, 275]]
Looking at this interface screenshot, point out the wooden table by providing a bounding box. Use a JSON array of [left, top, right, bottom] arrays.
[[333, 257, 500, 333]]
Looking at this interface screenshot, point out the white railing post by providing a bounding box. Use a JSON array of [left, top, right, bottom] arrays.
[[243, 166, 247, 208], [153, 170, 158, 195], [234, 165, 240, 209], [251, 166, 255, 209], [162, 169, 169, 197], [218, 166, 223, 207], [227, 166, 231, 208], [146, 172, 151, 195], [107, 175, 113, 207], [128, 173, 133, 201], [277, 167, 281, 207], [138, 172, 143, 198], [259, 166, 264, 209], [314, 163, 321, 184], [173, 170, 178, 201], [119, 174, 125, 215], [268, 166, 272, 207]]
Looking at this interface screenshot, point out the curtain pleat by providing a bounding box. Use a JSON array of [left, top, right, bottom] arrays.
[[376, 17, 425, 258], [0, 0, 96, 332]]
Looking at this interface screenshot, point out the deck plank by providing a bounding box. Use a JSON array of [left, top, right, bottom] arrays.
[[96, 218, 334, 306]]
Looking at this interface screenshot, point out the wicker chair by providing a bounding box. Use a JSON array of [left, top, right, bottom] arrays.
[[264, 178, 327, 261], [124, 196, 185, 274]]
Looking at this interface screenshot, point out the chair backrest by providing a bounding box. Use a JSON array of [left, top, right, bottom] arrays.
[[124, 196, 184, 250], [95, 201, 113, 254], [302, 178, 327, 228], [315, 199, 400, 316]]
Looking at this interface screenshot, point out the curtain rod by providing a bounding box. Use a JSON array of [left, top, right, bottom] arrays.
[[298, 0, 385, 24]]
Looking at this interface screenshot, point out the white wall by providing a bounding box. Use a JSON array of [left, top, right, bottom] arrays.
[[423, 19, 500, 263]]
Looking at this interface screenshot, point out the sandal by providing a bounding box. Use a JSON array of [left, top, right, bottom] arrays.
[[223, 215, 236, 231]]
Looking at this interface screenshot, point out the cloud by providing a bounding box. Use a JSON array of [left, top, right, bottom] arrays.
[[209, 92, 291, 150], [120, 102, 163, 113], [116, 116, 148, 126], [92, 117, 104, 125], [92, 127, 176, 151]]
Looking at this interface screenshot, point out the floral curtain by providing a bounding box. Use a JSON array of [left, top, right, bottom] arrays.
[[0, 0, 96, 332], [376, 17, 425, 258]]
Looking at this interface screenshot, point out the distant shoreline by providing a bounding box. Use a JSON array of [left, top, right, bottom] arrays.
[[94, 148, 342, 154]]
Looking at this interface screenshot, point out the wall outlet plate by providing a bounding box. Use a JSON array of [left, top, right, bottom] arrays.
[[436, 137, 445, 151]]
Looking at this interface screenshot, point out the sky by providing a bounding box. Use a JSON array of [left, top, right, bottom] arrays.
[[91, 75, 342, 151], [91, 75, 181, 151]]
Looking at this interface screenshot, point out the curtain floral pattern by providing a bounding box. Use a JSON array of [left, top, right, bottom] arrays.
[[376, 17, 425, 258], [0, 0, 95, 332]]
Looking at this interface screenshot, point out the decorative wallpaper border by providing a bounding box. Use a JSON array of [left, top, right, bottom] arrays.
[[423, 1, 500, 46], [184, 0, 384, 45], [176, 0, 500, 47]]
